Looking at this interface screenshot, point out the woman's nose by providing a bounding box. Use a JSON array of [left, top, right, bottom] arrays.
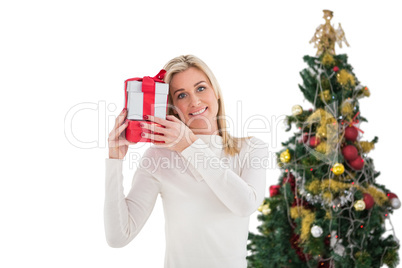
[[190, 95, 201, 106]]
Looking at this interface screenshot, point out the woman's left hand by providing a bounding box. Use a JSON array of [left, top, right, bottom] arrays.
[[140, 115, 197, 153]]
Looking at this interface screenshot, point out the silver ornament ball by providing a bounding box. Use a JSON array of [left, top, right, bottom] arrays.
[[311, 225, 323, 238], [391, 198, 401, 209]]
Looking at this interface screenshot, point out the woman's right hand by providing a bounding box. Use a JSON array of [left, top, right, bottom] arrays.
[[108, 108, 136, 159]]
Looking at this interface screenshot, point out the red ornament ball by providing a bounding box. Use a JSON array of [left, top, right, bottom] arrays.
[[349, 155, 364, 170], [333, 66, 339, 72], [309, 136, 320, 147], [388, 193, 398, 200], [342, 144, 359, 161], [269, 185, 281, 197], [363, 193, 375, 209], [344, 126, 359, 141]]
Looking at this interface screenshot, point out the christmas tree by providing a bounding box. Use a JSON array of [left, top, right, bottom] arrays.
[[247, 10, 400, 268]]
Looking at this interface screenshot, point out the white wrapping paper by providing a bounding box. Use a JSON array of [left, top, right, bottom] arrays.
[[126, 80, 169, 120]]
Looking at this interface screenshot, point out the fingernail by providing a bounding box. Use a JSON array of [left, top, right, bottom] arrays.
[[143, 115, 148, 120], [141, 132, 145, 137], [123, 108, 127, 112], [139, 123, 144, 127]]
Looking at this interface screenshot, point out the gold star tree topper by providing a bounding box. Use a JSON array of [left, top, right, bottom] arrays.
[[310, 10, 350, 55]]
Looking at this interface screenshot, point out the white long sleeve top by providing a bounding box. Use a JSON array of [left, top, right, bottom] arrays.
[[104, 134, 268, 268]]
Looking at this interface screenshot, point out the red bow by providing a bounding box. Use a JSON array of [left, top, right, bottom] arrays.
[[343, 111, 364, 133], [124, 69, 167, 112]]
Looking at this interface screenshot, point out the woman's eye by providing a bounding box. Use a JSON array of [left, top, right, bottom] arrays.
[[197, 86, 206, 92], [178, 93, 186, 99]]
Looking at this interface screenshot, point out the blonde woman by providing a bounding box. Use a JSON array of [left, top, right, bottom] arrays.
[[105, 55, 268, 268]]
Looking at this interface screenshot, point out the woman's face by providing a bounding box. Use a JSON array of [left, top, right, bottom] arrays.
[[169, 67, 220, 135]]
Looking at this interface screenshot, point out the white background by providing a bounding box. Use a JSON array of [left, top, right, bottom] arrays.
[[1, 0, 401, 267]]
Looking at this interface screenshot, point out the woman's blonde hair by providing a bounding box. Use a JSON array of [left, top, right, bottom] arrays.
[[163, 55, 247, 156]]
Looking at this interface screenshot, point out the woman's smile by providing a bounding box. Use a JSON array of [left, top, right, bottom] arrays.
[[189, 106, 208, 116]]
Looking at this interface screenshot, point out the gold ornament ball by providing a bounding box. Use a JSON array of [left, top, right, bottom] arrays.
[[292, 105, 303, 116], [332, 163, 345, 175], [354, 200, 366, 211], [280, 149, 291, 163]]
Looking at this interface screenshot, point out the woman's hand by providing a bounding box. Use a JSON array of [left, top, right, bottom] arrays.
[[108, 108, 136, 159], [140, 115, 197, 153]]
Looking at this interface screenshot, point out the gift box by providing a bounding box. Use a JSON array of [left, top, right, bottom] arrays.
[[124, 69, 169, 143]]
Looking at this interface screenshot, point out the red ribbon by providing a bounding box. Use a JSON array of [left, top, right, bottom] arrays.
[[142, 76, 155, 117], [124, 69, 167, 113], [344, 111, 364, 133]]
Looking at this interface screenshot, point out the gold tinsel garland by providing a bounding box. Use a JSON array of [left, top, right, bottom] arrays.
[[341, 100, 354, 118], [319, 90, 331, 102], [290, 207, 316, 242], [321, 53, 335, 67], [316, 141, 330, 154], [337, 69, 356, 87], [306, 179, 350, 194], [305, 178, 388, 206], [359, 141, 375, 153], [322, 192, 333, 203], [307, 179, 321, 195]]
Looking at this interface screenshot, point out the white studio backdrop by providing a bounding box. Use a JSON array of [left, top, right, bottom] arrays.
[[1, 0, 401, 267]]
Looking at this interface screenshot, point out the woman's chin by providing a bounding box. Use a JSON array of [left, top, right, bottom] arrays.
[[188, 124, 218, 135]]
